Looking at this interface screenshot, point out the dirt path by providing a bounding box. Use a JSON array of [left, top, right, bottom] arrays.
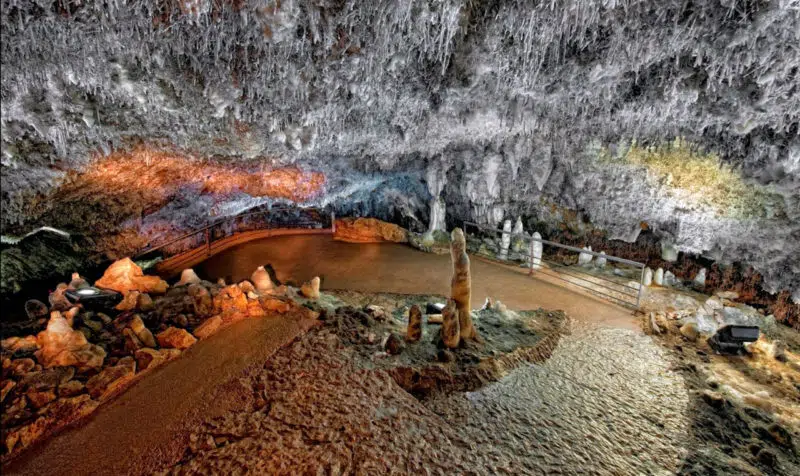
[[199, 235, 637, 329], [5, 313, 317, 476]]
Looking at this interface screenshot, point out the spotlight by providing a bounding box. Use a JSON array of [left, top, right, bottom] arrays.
[[708, 325, 760, 355], [65, 286, 122, 309]]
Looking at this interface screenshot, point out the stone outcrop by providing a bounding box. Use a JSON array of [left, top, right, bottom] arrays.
[[406, 305, 422, 343], [441, 299, 460, 349], [450, 228, 476, 341], [156, 327, 197, 350], [333, 217, 408, 243], [251, 266, 273, 293], [193, 315, 223, 340], [34, 312, 105, 369], [94, 258, 168, 295], [300, 277, 321, 300]]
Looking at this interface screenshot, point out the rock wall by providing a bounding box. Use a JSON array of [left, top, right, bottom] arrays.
[[1, 1, 798, 299]]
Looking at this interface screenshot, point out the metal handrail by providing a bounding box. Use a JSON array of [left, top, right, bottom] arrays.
[[135, 206, 331, 260], [462, 220, 646, 308]]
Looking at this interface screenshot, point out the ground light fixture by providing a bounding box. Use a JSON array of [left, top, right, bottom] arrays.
[[708, 325, 760, 355], [64, 286, 122, 309]]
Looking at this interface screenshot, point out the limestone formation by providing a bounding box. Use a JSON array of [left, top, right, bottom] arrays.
[[450, 228, 477, 340], [406, 305, 422, 342], [498, 219, 512, 260], [94, 258, 168, 295], [134, 348, 181, 371], [176, 268, 202, 287], [654, 268, 664, 286], [661, 243, 679, 262], [115, 290, 141, 311], [693, 268, 707, 290], [48, 283, 72, 311], [213, 284, 249, 322], [578, 246, 593, 266], [441, 299, 460, 349], [333, 218, 408, 243], [156, 327, 197, 350], [35, 312, 105, 369], [69, 272, 90, 290], [531, 232, 543, 270], [643, 268, 653, 286], [664, 271, 678, 287], [301, 277, 321, 300], [251, 266, 273, 293], [129, 315, 156, 348], [596, 251, 607, 268], [238, 280, 256, 295]]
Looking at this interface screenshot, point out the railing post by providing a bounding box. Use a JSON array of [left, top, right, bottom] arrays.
[[636, 264, 645, 309], [528, 238, 535, 276], [331, 211, 336, 233], [205, 228, 210, 257]]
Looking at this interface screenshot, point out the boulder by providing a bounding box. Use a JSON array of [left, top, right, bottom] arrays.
[[129, 315, 156, 348], [134, 348, 181, 371], [35, 312, 105, 369], [300, 277, 321, 300], [333, 217, 408, 243], [176, 268, 202, 287], [94, 258, 168, 295], [156, 327, 197, 350], [188, 284, 213, 316], [251, 266, 273, 293], [24, 300, 49, 321], [578, 246, 593, 266], [193, 315, 224, 340], [86, 357, 136, 400], [643, 267, 653, 286], [654, 268, 664, 286]]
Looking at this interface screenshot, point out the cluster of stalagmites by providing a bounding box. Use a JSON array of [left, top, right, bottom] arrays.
[[0, 258, 323, 458]]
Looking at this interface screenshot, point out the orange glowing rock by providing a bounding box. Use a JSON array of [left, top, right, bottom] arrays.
[[95, 258, 169, 295], [156, 327, 197, 350], [193, 315, 224, 340], [35, 312, 106, 370], [333, 218, 408, 243], [213, 284, 249, 323], [259, 296, 292, 314]]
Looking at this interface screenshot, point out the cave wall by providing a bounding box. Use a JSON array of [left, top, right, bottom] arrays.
[[1, 1, 798, 299]]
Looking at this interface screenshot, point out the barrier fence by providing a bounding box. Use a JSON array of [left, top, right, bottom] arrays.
[[134, 206, 331, 264], [462, 221, 646, 309]]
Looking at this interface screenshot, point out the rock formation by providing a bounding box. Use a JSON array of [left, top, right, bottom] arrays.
[[406, 305, 422, 343], [643, 268, 653, 287], [251, 266, 273, 293], [578, 247, 594, 266], [693, 268, 707, 290], [596, 251, 607, 268], [176, 268, 201, 287], [531, 232, 544, 270], [333, 218, 408, 243], [156, 327, 197, 350], [441, 299, 460, 349], [450, 228, 477, 340], [35, 312, 106, 369], [188, 284, 213, 316], [94, 258, 168, 295], [654, 268, 665, 286]]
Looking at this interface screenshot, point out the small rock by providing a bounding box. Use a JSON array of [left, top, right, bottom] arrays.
[[156, 327, 197, 350], [35, 312, 105, 370], [300, 277, 321, 300], [129, 315, 156, 348], [259, 297, 292, 313], [82, 318, 103, 333], [437, 349, 455, 363], [756, 448, 777, 467], [643, 268, 653, 287], [188, 284, 213, 316], [406, 305, 422, 342], [9, 358, 36, 376], [385, 333, 405, 355], [134, 348, 180, 371], [123, 328, 144, 353], [664, 271, 678, 286], [772, 340, 787, 361], [137, 293, 155, 312], [577, 246, 593, 266], [96, 313, 112, 325], [58, 380, 85, 398], [238, 280, 256, 295], [365, 305, 390, 322], [115, 291, 141, 311], [175, 314, 189, 328], [247, 291, 259, 300], [1, 379, 16, 403], [69, 272, 90, 289], [1, 336, 39, 354], [48, 283, 72, 311], [680, 322, 699, 341], [595, 251, 607, 268], [654, 268, 664, 286], [193, 316, 223, 340], [701, 389, 725, 408], [25, 300, 49, 321], [20, 366, 75, 392], [693, 268, 706, 290], [716, 291, 739, 300]]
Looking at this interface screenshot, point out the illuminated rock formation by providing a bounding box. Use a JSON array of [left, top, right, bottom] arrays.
[[531, 232, 543, 270], [156, 327, 197, 350], [334, 218, 408, 243], [95, 258, 168, 295], [35, 312, 106, 370], [251, 266, 273, 293], [300, 277, 321, 300], [498, 219, 512, 260], [176, 268, 202, 287], [450, 228, 476, 341]]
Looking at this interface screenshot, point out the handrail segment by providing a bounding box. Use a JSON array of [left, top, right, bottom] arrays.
[[462, 220, 646, 309]]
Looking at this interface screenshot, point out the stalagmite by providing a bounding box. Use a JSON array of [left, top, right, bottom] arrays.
[[661, 242, 679, 262], [693, 268, 707, 290], [450, 228, 477, 340], [251, 266, 273, 292], [643, 267, 653, 286], [578, 246, 593, 266], [176, 269, 201, 287], [596, 251, 607, 268], [654, 268, 664, 286], [301, 277, 321, 300], [406, 305, 422, 342], [531, 232, 543, 270], [498, 219, 512, 260], [441, 299, 460, 349]]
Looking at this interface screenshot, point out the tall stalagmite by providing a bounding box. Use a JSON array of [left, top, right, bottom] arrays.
[[450, 227, 477, 340]]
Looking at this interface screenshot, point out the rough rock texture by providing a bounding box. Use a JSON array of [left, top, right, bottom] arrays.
[[1, 1, 799, 300], [333, 217, 408, 243]]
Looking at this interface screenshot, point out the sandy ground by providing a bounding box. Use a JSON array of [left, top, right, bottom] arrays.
[[198, 235, 637, 329]]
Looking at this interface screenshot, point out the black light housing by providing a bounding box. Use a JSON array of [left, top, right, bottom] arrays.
[[64, 286, 122, 310], [708, 325, 760, 355]]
